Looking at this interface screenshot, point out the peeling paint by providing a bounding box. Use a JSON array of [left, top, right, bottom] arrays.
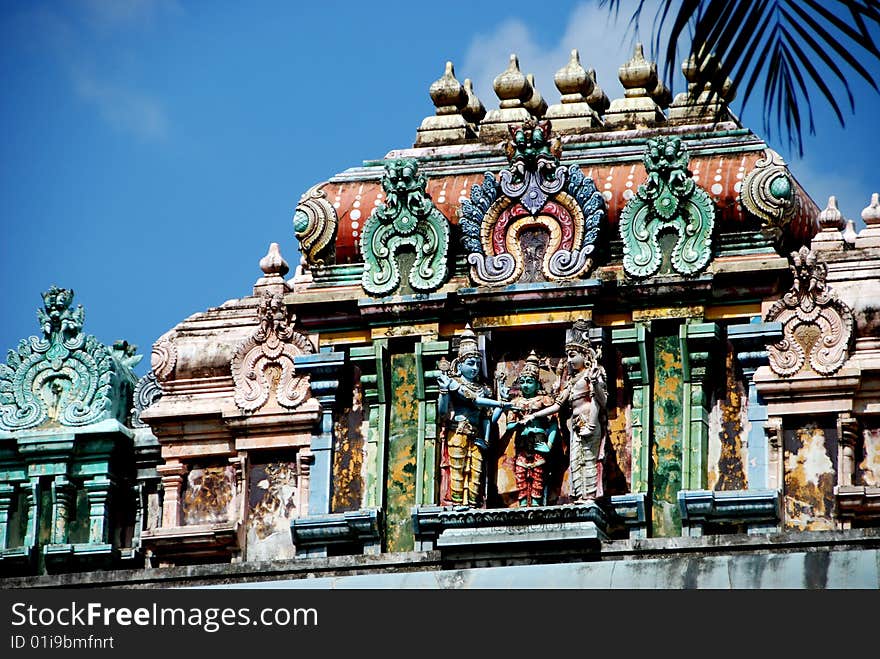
[[784, 423, 836, 531], [858, 427, 880, 487], [652, 334, 683, 537], [332, 369, 365, 513], [714, 343, 747, 490], [182, 464, 237, 526], [604, 349, 631, 495], [247, 458, 297, 561], [386, 353, 419, 552]]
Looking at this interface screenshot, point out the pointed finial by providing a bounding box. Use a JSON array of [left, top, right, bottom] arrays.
[[259, 242, 290, 278], [494, 53, 532, 108], [618, 43, 657, 96], [462, 78, 486, 124], [524, 74, 547, 117], [554, 49, 593, 103], [429, 61, 467, 116], [842, 219, 857, 245], [861, 192, 880, 226], [585, 68, 610, 115], [818, 195, 845, 230]]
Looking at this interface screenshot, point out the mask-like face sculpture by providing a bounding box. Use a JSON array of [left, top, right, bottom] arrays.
[[519, 373, 539, 397], [457, 355, 481, 382], [566, 349, 586, 373]]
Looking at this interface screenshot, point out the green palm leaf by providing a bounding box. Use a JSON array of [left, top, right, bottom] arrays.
[[602, 0, 880, 156]]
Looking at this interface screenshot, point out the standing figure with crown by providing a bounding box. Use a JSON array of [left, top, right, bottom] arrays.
[[503, 351, 559, 507], [436, 326, 511, 507], [521, 319, 608, 503]]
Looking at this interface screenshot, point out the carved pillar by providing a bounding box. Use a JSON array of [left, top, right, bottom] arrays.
[[679, 322, 720, 490], [297, 449, 312, 518], [728, 321, 783, 489], [0, 483, 15, 549], [294, 349, 346, 516], [764, 417, 784, 492], [415, 339, 449, 506], [83, 476, 113, 544], [157, 462, 187, 528], [23, 478, 40, 551], [612, 324, 651, 494], [837, 413, 859, 489], [50, 475, 76, 545], [351, 341, 388, 509]]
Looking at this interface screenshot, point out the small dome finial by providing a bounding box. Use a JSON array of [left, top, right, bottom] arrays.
[[259, 242, 290, 278]]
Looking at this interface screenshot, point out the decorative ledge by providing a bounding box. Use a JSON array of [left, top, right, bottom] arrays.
[[291, 509, 382, 558], [43, 543, 119, 571], [412, 503, 608, 551], [678, 489, 781, 537], [140, 522, 240, 564], [836, 486, 880, 522], [609, 493, 648, 539]]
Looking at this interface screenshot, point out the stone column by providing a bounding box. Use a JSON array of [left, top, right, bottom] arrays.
[[837, 413, 859, 488], [764, 417, 784, 492], [24, 478, 40, 551], [415, 338, 449, 506], [0, 483, 15, 550], [157, 462, 187, 528], [351, 341, 388, 509], [50, 475, 76, 545], [83, 476, 113, 544], [294, 349, 346, 516], [728, 321, 783, 489], [679, 322, 721, 490], [612, 324, 651, 494]]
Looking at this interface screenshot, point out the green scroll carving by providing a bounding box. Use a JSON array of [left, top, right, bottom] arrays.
[[0, 286, 135, 431], [360, 158, 450, 296], [619, 136, 715, 278]]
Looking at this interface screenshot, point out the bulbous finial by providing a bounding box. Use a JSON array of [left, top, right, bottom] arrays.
[[554, 49, 593, 102], [618, 43, 657, 94], [494, 54, 532, 108], [429, 61, 467, 116], [818, 196, 845, 231], [461, 79, 486, 125], [585, 68, 610, 115], [260, 242, 290, 278], [524, 73, 547, 117], [861, 192, 880, 226]]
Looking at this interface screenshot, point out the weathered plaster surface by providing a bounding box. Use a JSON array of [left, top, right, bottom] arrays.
[[652, 334, 683, 537], [386, 353, 418, 552], [246, 458, 298, 561], [858, 427, 880, 487], [784, 424, 836, 530], [182, 465, 237, 526], [332, 370, 365, 513], [712, 344, 748, 491]]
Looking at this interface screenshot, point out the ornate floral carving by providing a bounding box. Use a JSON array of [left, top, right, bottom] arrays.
[[360, 158, 450, 296], [765, 247, 853, 376], [0, 286, 118, 430], [132, 371, 163, 428], [460, 118, 605, 287], [740, 149, 798, 229], [150, 336, 177, 382], [619, 136, 715, 278], [231, 291, 316, 412], [293, 184, 337, 268]]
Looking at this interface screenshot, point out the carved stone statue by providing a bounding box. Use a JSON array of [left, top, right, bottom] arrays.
[[436, 326, 511, 507], [522, 319, 608, 503], [502, 351, 559, 507]]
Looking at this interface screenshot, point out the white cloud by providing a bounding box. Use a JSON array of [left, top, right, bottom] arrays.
[[460, 1, 660, 113], [72, 69, 169, 141]]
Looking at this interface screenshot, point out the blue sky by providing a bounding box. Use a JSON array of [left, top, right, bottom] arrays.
[[2, 0, 878, 378]]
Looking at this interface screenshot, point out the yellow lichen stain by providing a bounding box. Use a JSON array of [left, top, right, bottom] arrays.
[[784, 425, 835, 529], [608, 404, 631, 490], [716, 347, 746, 490], [660, 351, 680, 371], [858, 428, 880, 487]]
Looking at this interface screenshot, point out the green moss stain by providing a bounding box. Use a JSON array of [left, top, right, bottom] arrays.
[[652, 334, 683, 537], [385, 353, 419, 552]]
